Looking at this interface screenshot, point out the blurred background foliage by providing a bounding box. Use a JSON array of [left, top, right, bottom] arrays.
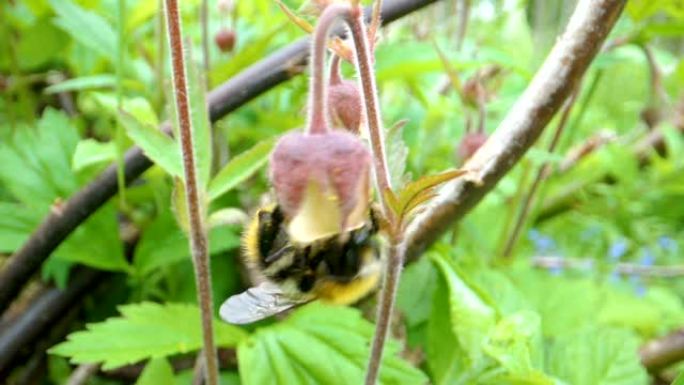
[[2, 0, 684, 384]]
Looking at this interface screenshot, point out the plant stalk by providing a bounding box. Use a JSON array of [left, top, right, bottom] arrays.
[[364, 236, 405, 385], [163, 1, 219, 385], [345, 6, 393, 211]]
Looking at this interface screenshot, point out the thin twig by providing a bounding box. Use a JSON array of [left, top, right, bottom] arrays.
[[163, 1, 218, 384], [0, 0, 439, 313], [501, 88, 579, 259], [405, 0, 627, 263], [66, 363, 100, 385], [532, 256, 684, 278]]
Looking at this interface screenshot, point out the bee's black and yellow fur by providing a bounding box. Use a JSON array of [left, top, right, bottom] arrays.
[[242, 204, 383, 305]]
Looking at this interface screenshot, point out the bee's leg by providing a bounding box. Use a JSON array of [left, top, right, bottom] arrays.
[[257, 206, 284, 258]]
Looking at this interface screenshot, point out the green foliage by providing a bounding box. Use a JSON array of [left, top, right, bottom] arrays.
[[237, 302, 428, 385], [546, 328, 649, 385], [208, 137, 276, 200], [0, 109, 127, 271], [50, 302, 247, 370], [5, 0, 684, 384], [135, 358, 175, 385]]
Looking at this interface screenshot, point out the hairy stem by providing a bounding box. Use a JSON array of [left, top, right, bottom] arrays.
[[307, 4, 347, 134], [364, 236, 404, 385], [163, 1, 219, 385], [345, 6, 393, 211], [330, 54, 342, 85]]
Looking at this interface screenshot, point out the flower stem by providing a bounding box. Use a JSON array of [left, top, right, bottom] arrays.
[[163, 1, 219, 385], [330, 54, 342, 85], [364, 236, 404, 385], [307, 4, 347, 134], [345, 7, 393, 207]]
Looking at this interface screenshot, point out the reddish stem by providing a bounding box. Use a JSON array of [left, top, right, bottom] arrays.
[[163, 1, 219, 385], [307, 4, 347, 134], [330, 54, 342, 85]]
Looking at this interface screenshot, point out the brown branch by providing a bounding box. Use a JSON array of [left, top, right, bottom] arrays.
[[0, 268, 102, 376], [0, 0, 440, 313], [532, 256, 684, 278], [404, 0, 627, 262], [641, 329, 684, 373]]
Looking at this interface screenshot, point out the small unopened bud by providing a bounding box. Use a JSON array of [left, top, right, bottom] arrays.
[[456, 131, 488, 163], [328, 55, 363, 134], [329, 79, 362, 134], [270, 131, 371, 243], [215, 28, 236, 52]]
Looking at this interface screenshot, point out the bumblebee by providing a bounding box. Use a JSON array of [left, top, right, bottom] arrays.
[[220, 204, 383, 324]]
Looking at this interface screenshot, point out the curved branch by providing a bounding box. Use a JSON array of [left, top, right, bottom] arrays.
[[0, 0, 440, 311], [641, 329, 684, 373], [405, 0, 627, 261]]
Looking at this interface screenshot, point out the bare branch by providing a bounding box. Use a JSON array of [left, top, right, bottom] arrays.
[[641, 329, 684, 373], [405, 0, 627, 262]]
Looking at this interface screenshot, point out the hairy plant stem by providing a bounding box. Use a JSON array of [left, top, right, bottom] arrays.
[[346, 6, 393, 210], [344, 5, 398, 385], [163, 1, 219, 385], [307, 4, 345, 134], [310, 5, 398, 383], [364, 235, 404, 385]]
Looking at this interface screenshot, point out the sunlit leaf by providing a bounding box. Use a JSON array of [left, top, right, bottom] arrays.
[[135, 358, 175, 385], [208, 138, 275, 201], [49, 302, 248, 370], [118, 111, 183, 178], [237, 302, 427, 385]]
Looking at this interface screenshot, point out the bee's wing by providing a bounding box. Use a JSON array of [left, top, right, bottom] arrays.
[[219, 282, 308, 324]]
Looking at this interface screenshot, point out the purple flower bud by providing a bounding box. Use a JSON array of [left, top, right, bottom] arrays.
[[270, 131, 371, 243]]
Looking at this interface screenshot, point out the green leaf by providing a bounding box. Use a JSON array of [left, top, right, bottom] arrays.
[[17, 18, 69, 70], [208, 138, 275, 201], [186, 56, 212, 187], [0, 109, 79, 205], [237, 302, 427, 385], [133, 207, 240, 275], [673, 372, 684, 385], [430, 253, 497, 364], [72, 139, 117, 171], [48, 0, 117, 63], [49, 302, 248, 370], [44, 74, 116, 94], [545, 328, 649, 385], [135, 358, 175, 385], [0, 202, 43, 252], [426, 273, 465, 385], [54, 203, 129, 271], [483, 311, 549, 380], [0, 109, 127, 271], [394, 169, 467, 224], [119, 111, 183, 178]]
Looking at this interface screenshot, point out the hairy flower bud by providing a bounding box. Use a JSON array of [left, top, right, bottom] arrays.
[[270, 131, 371, 243], [328, 79, 362, 134]]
